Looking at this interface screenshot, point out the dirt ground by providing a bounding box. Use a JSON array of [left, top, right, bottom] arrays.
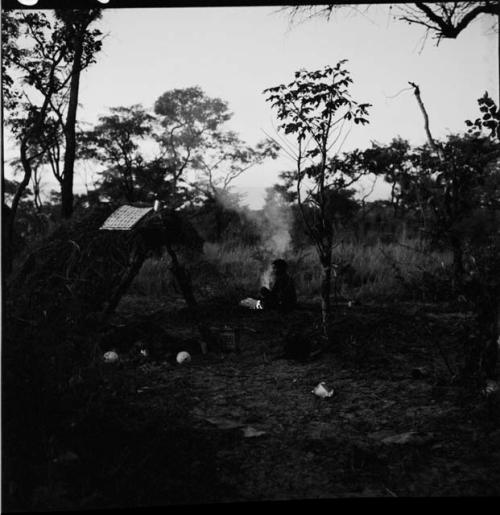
[[43, 294, 500, 509]]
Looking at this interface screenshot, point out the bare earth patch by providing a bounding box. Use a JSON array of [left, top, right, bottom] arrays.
[[56, 295, 500, 507]]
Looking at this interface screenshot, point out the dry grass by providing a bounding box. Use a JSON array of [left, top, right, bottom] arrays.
[[132, 237, 452, 302]]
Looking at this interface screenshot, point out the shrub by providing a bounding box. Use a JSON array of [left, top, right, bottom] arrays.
[[131, 236, 452, 304]]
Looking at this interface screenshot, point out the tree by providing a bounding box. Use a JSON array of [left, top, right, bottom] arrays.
[[286, 2, 499, 44], [10, 145, 48, 212], [396, 2, 499, 42], [3, 9, 103, 271], [192, 133, 279, 239], [3, 11, 69, 272], [193, 133, 278, 194], [356, 138, 416, 216], [434, 96, 499, 381], [53, 9, 103, 219], [408, 83, 499, 280], [153, 86, 279, 238], [465, 91, 500, 141], [407, 87, 500, 381], [273, 158, 362, 246], [1, 9, 22, 113], [152, 87, 248, 352], [414, 134, 499, 276], [5, 9, 102, 213], [153, 86, 231, 208], [264, 61, 371, 338], [80, 105, 155, 203]]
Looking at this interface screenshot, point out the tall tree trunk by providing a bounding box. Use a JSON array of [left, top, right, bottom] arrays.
[[61, 37, 83, 219], [5, 47, 59, 272], [319, 251, 332, 340], [3, 203, 13, 276], [6, 136, 35, 275], [32, 170, 43, 213], [1, 114, 9, 275]]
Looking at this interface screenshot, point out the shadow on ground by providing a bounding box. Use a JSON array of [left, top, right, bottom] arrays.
[[17, 295, 500, 508]]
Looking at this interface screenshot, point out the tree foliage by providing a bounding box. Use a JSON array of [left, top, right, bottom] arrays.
[[1, 11, 22, 112], [153, 86, 232, 195], [53, 9, 103, 219], [152, 86, 278, 211], [79, 87, 277, 212], [192, 131, 279, 199], [414, 134, 499, 246], [264, 61, 371, 336], [264, 62, 370, 250], [465, 91, 500, 141], [2, 9, 103, 270], [80, 105, 155, 202]]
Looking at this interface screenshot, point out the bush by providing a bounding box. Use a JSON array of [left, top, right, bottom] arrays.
[[131, 236, 453, 304]]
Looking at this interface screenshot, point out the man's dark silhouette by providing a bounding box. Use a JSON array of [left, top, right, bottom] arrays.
[[260, 259, 297, 312]]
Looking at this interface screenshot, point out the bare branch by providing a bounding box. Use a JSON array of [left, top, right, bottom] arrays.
[[408, 81, 444, 160]]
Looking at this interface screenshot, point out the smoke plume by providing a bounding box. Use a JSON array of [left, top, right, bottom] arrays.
[[260, 188, 292, 254], [209, 186, 293, 288], [258, 188, 293, 287]]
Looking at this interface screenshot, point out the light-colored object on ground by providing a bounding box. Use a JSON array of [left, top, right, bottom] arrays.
[[368, 430, 434, 445], [204, 417, 244, 430], [100, 205, 153, 231], [381, 432, 420, 445], [312, 382, 334, 398], [103, 350, 119, 363], [387, 432, 433, 445], [484, 380, 499, 396], [242, 426, 267, 438], [176, 351, 191, 364], [239, 297, 263, 310]]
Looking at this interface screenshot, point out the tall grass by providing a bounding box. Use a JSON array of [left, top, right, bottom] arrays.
[[132, 236, 452, 303]]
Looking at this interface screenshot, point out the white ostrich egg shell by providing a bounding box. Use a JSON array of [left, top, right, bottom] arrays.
[[312, 382, 334, 398], [103, 351, 119, 363], [176, 351, 191, 364]]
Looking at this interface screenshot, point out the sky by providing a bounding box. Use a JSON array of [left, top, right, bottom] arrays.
[[4, 4, 499, 209]]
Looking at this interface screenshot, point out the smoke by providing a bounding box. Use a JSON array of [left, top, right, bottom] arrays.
[[212, 187, 241, 211], [210, 186, 293, 288], [258, 188, 293, 287], [261, 265, 273, 289], [260, 188, 293, 255]]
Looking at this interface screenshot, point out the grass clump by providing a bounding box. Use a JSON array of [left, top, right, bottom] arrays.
[[132, 237, 452, 304]]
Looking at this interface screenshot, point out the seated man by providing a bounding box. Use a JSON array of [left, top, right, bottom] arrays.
[[259, 259, 297, 312]]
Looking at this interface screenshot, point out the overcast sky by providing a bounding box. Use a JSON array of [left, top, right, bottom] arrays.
[[5, 4, 498, 208]]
